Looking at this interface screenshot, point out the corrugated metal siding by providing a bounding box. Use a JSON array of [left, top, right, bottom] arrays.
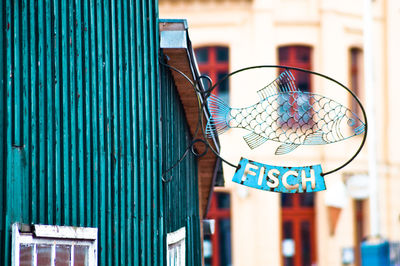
[[0, 0, 166, 265], [160, 64, 202, 265]]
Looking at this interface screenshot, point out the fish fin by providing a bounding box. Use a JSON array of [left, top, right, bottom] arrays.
[[275, 143, 300, 155], [205, 94, 231, 138], [243, 132, 269, 150], [304, 131, 327, 145], [354, 124, 365, 135], [257, 70, 298, 100]]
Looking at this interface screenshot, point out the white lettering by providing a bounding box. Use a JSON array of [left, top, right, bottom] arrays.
[[282, 170, 299, 190], [267, 168, 280, 188], [258, 166, 266, 186], [301, 169, 316, 190], [243, 162, 260, 182]]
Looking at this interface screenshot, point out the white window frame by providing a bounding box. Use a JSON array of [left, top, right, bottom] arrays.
[[166, 227, 186, 266], [12, 223, 98, 266]]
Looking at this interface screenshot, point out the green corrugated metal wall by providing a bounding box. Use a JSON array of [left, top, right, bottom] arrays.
[[0, 0, 202, 265], [160, 64, 202, 265]]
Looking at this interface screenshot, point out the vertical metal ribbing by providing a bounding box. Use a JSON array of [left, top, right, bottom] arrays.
[[0, 0, 4, 262], [53, 0, 62, 226], [82, 0, 91, 227], [130, 0, 140, 263], [143, 1, 152, 265], [41, 0, 48, 223], [160, 61, 202, 265], [96, 0, 106, 264], [154, 6, 164, 266], [104, 1, 112, 264], [123, 0, 134, 262], [135, 0, 145, 264], [12, 0, 21, 147], [28, 0, 36, 226], [109, 0, 119, 263], [68, 0, 77, 227], [116, 0, 125, 264], [60, 0, 70, 226], [4, 1, 13, 265], [21, 0, 30, 224], [1, 1, 165, 265], [88, 0, 98, 235], [148, 0, 162, 263], [74, 0, 85, 228], [45, 0, 54, 226]]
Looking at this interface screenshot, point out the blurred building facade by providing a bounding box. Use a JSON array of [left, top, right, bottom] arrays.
[[160, 0, 400, 265]]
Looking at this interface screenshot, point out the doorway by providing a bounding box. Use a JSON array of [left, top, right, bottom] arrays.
[[281, 193, 317, 266]]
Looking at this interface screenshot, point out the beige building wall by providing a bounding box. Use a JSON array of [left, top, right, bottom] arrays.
[[160, 0, 400, 265]]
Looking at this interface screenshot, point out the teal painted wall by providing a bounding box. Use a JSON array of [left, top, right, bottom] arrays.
[[160, 64, 202, 265], [0, 0, 202, 265]]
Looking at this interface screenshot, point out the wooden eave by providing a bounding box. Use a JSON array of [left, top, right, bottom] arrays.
[[159, 19, 220, 219]]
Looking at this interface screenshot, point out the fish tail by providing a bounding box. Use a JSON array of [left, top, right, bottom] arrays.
[[205, 94, 231, 138]]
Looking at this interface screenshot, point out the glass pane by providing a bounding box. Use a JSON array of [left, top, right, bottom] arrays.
[[55, 245, 71, 266], [300, 193, 314, 207], [216, 192, 230, 209], [217, 72, 229, 104], [203, 239, 212, 257], [301, 221, 312, 265], [284, 257, 294, 266], [195, 47, 209, 63], [279, 47, 289, 62], [20, 244, 34, 266], [174, 247, 177, 265], [216, 47, 229, 62], [351, 48, 360, 67], [281, 194, 293, 207], [74, 245, 89, 266], [296, 71, 310, 92], [283, 221, 293, 239], [296, 46, 311, 62], [203, 235, 212, 266], [169, 249, 173, 265], [351, 74, 358, 92], [37, 244, 52, 265], [219, 219, 232, 266]]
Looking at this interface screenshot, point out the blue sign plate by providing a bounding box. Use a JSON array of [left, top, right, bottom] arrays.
[[232, 157, 326, 193]]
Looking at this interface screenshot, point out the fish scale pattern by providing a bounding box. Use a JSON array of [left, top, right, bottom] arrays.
[[206, 70, 365, 154], [229, 92, 353, 145]]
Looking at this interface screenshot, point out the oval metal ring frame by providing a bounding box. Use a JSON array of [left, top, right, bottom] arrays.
[[160, 60, 368, 178]]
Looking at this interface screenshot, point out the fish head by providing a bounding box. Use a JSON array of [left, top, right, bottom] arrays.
[[342, 109, 365, 137]]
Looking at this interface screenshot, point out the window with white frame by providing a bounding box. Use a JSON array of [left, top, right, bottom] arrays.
[[12, 223, 97, 266], [167, 227, 186, 266]]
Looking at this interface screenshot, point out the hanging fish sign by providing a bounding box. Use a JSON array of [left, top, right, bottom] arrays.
[[232, 158, 325, 193], [204, 67, 367, 193]]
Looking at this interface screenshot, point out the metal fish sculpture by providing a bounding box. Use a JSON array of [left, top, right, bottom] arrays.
[[205, 70, 365, 155]]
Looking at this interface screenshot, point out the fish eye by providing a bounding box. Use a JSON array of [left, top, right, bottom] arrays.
[[347, 118, 355, 127]]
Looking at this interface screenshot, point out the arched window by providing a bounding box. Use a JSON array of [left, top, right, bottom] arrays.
[[278, 46, 312, 92], [278, 45, 313, 126], [349, 47, 363, 125], [195, 46, 230, 103], [204, 192, 232, 266], [350, 47, 365, 266], [278, 45, 312, 92], [278, 45, 317, 266]]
